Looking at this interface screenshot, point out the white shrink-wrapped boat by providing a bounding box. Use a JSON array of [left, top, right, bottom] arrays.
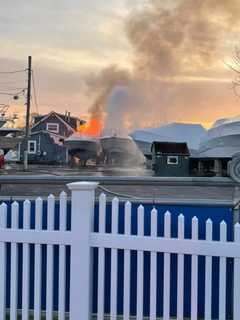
[[198, 116, 240, 158], [100, 135, 145, 166], [197, 116, 240, 182], [64, 134, 102, 166]]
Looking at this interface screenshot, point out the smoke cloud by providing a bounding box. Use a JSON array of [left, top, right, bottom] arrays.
[[87, 0, 240, 133], [86, 65, 131, 126], [103, 85, 147, 135]]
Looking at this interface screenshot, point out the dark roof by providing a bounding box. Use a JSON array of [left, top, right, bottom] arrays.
[[29, 130, 65, 139], [151, 141, 190, 155], [33, 111, 85, 130]]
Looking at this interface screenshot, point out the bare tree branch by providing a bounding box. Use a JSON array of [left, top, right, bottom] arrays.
[[227, 47, 240, 98]]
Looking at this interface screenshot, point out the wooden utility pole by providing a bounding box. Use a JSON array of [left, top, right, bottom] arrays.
[[23, 56, 32, 170]]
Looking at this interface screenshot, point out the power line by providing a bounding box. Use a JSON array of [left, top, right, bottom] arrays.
[[0, 87, 27, 91], [0, 89, 26, 96], [32, 69, 39, 114], [0, 92, 16, 96], [0, 68, 27, 74], [0, 81, 26, 85]]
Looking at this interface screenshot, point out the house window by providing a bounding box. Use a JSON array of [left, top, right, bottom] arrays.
[[28, 140, 37, 154], [46, 123, 59, 133], [167, 156, 179, 165]]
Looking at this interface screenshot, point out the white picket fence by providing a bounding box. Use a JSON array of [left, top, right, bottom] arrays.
[[0, 181, 239, 319]]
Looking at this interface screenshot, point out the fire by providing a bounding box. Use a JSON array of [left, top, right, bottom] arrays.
[[78, 118, 103, 137]]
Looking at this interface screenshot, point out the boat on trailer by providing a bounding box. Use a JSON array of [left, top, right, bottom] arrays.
[[100, 135, 145, 166], [64, 134, 102, 166], [197, 116, 240, 181]]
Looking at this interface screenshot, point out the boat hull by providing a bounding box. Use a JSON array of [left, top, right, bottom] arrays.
[[198, 134, 240, 158], [64, 139, 101, 163], [100, 136, 145, 166]]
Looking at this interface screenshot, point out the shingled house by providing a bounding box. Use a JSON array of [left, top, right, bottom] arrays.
[[20, 111, 84, 164], [151, 141, 190, 176]]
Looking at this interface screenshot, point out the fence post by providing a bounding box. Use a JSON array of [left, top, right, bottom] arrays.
[[67, 181, 99, 320]]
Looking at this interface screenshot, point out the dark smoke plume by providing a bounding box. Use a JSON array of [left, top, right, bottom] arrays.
[[86, 65, 131, 124], [88, 0, 240, 132]]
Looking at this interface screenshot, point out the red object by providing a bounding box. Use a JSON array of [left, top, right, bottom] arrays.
[[0, 154, 5, 168]]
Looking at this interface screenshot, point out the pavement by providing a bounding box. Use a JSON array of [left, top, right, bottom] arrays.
[[0, 163, 152, 177], [0, 164, 238, 205]]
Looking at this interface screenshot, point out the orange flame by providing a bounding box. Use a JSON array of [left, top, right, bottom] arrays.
[[78, 118, 103, 137]]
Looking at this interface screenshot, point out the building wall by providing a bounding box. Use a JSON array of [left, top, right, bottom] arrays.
[[153, 155, 189, 176], [32, 114, 73, 138], [20, 132, 67, 164], [33, 113, 80, 131]]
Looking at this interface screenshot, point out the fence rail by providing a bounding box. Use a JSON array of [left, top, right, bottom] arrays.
[[0, 190, 70, 320], [92, 193, 239, 320], [0, 181, 239, 319]]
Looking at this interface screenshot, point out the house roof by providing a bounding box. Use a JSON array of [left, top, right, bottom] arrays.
[[29, 129, 65, 140], [31, 111, 76, 132], [34, 111, 81, 122], [56, 112, 84, 124], [151, 141, 190, 155]]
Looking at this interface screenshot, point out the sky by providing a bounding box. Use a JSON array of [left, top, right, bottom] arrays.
[[0, 0, 240, 129]]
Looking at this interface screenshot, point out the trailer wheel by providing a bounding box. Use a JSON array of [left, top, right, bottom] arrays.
[[229, 156, 240, 183]]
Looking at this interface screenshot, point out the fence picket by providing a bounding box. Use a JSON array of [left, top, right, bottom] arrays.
[[234, 223, 240, 320], [97, 193, 106, 320], [0, 203, 7, 320], [110, 197, 119, 320], [10, 201, 19, 320], [0, 182, 239, 320], [123, 201, 131, 320], [177, 214, 184, 320], [163, 211, 171, 320], [137, 205, 144, 320], [204, 219, 212, 320], [46, 195, 55, 320], [150, 208, 157, 320], [59, 191, 67, 320], [22, 200, 31, 320], [34, 197, 43, 320], [219, 221, 227, 320], [191, 216, 199, 320], [68, 181, 99, 320]]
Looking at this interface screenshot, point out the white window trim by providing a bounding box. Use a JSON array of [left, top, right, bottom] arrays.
[[167, 155, 179, 165], [28, 140, 37, 154], [46, 122, 59, 133]]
